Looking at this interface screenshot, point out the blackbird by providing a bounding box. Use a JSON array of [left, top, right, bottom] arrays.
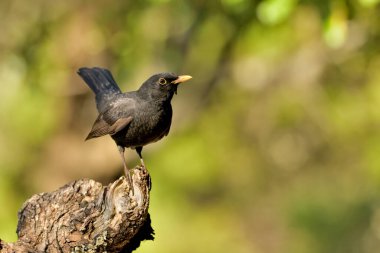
[[77, 67, 192, 188]]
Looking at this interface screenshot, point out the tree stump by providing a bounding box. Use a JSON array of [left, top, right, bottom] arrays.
[[0, 166, 154, 253]]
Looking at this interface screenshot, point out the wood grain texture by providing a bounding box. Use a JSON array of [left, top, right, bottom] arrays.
[[0, 166, 154, 253]]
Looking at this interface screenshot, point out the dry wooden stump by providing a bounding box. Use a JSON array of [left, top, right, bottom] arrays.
[[0, 166, 154, 253]]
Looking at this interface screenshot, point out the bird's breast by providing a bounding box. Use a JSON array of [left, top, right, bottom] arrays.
[[113, 103, 172, 148]]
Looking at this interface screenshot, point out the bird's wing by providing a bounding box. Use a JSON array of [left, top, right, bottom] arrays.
[[85, 115, 132, 140], [85, 98, 135, 140]]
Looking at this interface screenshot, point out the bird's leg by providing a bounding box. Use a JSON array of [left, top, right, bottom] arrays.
[[136, 146, 145, 168], [118, 145, 134, 194]]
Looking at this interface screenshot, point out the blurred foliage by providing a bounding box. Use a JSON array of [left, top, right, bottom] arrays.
[[1, 0, 380, 252]]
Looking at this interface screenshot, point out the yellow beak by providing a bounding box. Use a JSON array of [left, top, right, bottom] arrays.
[[172, 75, 192, 84]]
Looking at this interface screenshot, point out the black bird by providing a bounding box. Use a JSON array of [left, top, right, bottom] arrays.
[[77, 67, 192, 188]]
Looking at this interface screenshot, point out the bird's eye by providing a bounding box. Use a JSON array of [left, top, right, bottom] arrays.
[[158, 78, 167, 85]]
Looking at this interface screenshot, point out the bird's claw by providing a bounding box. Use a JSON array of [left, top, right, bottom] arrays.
[[140, 158, 146, 168], [124, 169, 134, 195]]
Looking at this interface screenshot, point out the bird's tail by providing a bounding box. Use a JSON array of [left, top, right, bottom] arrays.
[[77, 67, 122, 97]]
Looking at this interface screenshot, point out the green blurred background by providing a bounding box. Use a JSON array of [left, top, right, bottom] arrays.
[[1, 0, 380, 252]]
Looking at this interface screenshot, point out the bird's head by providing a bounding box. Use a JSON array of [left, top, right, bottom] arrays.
[[138, 72, 192, 101]]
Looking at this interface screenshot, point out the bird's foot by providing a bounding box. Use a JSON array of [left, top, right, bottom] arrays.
[[124, 167, 134, 195], [140, 158, 146, 169]]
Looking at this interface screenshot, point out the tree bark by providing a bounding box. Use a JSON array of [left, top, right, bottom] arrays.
[[0, 166, 154, 253]]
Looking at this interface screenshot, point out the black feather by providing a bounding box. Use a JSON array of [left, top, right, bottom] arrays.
[[77, 67, 122, 112]]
